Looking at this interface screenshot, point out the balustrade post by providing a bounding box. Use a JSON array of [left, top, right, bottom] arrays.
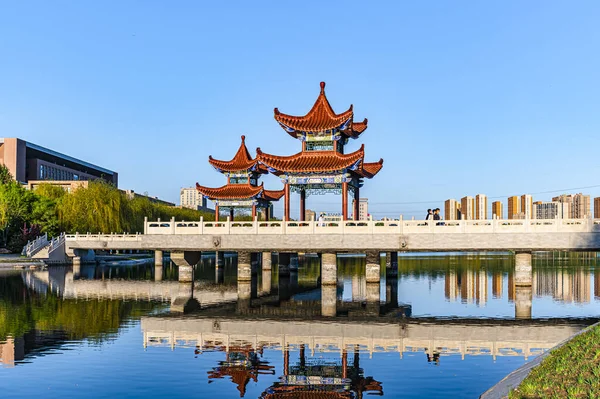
[[227, 216, 231, 234], [369, 215, 374, 234], [254, 216, 258, 234], [170, 217, 176, 234], [200, 217, 203, 234], [399, 215, 403, 234], [144, 217, 148, 234]]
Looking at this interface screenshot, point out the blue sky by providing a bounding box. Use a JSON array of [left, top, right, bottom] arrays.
[[1, 1, 599, 219]]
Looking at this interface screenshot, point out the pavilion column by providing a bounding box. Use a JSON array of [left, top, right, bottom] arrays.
[[299, 188, 306, 222], [215, 204, 219, 222], [353, 185, 360, 221], [265, 206, 270, 221], [229, 208, 234, 222], [342, 181, 348, 221], [251, 204, 257, 220], [284, 183, 290, 221]]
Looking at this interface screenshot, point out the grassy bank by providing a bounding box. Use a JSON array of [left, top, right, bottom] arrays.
[[509, 323, 600, 398]]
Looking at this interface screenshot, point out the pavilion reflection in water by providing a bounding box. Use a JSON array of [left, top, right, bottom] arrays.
[[198, 340, 382, 399], [202, 343, 275, 397]]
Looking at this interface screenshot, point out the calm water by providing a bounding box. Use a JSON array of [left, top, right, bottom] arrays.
[[1, 252, 599, 398]]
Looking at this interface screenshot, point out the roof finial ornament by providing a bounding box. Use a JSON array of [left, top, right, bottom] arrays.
[[241, 135, 246, 142], [320, 81, 326, 93]]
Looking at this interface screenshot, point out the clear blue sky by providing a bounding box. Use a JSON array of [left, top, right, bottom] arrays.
[[1, 1, 599, 219]]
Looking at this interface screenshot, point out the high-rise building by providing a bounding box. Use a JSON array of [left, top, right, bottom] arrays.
[[460, 196, 475, 220], [444, 199, 461, 220], [491, 201, 503, 219], [572, 193, 591, 219], [533, 201, 570, 219], [507, 196, 521, 219], [595, 197, 600, 218], [552, 193, 590, 218], [352, 198, 369, 220], [180, 187, 209, 210], [521, 194, 533, 219], [475, 194, 487, 220], [0, 137, 118, 186]]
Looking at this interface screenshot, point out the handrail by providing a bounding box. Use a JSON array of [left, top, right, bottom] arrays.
[[59, 217, 600, 240], [22, 233, 49, 257]]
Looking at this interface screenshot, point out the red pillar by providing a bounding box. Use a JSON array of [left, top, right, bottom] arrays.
[[299, 188, 306, 222], [342, 350, 348, 379], [284, 183, 290, 221], [215, 204, 219, 222], [265, 206, 270, 221], [229, 208, 234, 221], [353, 186, 360, 221], [252, 204, 257, 220], [342, 181, 348, 221], [284, 347, 289, 376]]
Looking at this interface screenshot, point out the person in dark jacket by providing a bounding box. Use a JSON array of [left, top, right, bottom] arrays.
[[425, 209, 433, 220]]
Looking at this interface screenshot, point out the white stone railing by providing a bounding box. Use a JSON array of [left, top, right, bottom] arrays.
[[22, 233, 48, 257], [136, 216, 600, 236]]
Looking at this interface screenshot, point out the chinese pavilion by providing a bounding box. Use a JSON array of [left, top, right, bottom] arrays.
[[256, 82, 383, 221], [196, 136, 285, 221]]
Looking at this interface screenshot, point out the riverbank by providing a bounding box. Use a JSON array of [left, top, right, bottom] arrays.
[[508, 322, 600, 398], [0, 254, 44, 269], [482, 322, 600, 398]]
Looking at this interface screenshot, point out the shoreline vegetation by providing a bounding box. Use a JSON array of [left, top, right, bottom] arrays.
[[0, 165, 214, 253], [509, 323, 600, 398]]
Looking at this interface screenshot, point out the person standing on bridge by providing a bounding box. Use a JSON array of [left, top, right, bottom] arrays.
[[425, 209, 433, 220]]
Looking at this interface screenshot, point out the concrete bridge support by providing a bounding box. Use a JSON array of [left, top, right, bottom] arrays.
[[237, 251, 252, 282], [386, 251, 398, 277], [386, 277, 398, 306], [515, 285, 533, 319], [72, 256, 81, 278], [237, 281, 251, 312], [261, 268, 271, 295], [262, 252, 272, 271], [366, 282, 380, 304], [515, 252, 533, 286], [171, 282, 198, 314], [321, 284, 337, 317], [365, 251, 381, 283], [321, 253, 337, 285], [171, 251, 201, 283], [154, 250, 163, 267]]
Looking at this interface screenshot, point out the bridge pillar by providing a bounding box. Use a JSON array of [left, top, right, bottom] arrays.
[[386, 276, 398, 306], [154, 250, 163, 267], [515, 252, 533, 286], [386, 252, 398, 277], [237, 251, 252, 282], [278, 253, 291, 277], [237, 281, 251, 313], [262, 252, 272, 271], [321, 253, 337, 285], [321, 284, 337, 317], [72, 256, 81, 278], [365, 251, 381, 283], [515, 285, 533, 319], [261, 267, 271, 295], [171, 251, 201, 283], [171, 282, 199, 314]]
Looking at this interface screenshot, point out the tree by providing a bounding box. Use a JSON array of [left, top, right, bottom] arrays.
[[0, 165, 12, 185]]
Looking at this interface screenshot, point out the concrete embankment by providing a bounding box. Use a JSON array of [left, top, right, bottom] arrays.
[[480, 321, 600, 399]]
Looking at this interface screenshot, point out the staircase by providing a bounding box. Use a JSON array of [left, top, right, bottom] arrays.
[[22, 233, 48, 257], [22, 233, 67, 263]]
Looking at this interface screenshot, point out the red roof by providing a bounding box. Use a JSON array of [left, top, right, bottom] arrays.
[[274, 82, 368, 139], [256, 145, 383, 178], [195, 182, 284, 201], [209, 135, 267, 173], [257, 145, 365, 175]]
